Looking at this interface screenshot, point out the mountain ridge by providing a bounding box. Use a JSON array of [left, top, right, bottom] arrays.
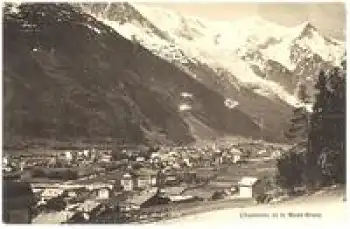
[[82, 2, 344, 98], [4, 3, 284, 149], [78, 2, 344, 142], [3, 3, 345, 149]]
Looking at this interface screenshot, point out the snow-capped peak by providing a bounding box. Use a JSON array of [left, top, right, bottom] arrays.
[[80, 3, 344, 108], [285, 21, 320, 43], [297, 21, 316, 34], [285, 21, 345, 66]]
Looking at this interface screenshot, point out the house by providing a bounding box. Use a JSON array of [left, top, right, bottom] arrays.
[[229, 147, 242, 163], [214, 155, 223, 165], [96, 187, 112, 200], [133, 168, 158, 189], [158, 186, 186, 199], [181, 188, 214, 201], [238, 176, 265, 198], [257, 149, 267, 156], [158, 186, 196, 203], [83, 150, 90, 158], [169, 151, 179, 158], [64, 151, 73, 162], [183, 171, 197, 184], [150, 152, 160, 158], [168, 195, 197, 203], [69, 200, 105, 223], [121, 173, 133, 191], [202, 154, 212, 167], [150, 155, 160, 164], [162, 170, 180, 186], [136, 156, 145, 162], [3, 156, 9, 167], [77, 151, 84, 157], [257, 149, 272, 158], [209, 181, 233, 189], [271, 150, 282, 158], [189, 154, 201, 165], [3, 165, 14, 173], [32, 210, 75, 224], [86, 183, 114, 192], [65, 187, 89, 201], [47, 157, 58, 168], [150, 175, 158, 187], [3, 181, 36, 223], [19, 161, 25, 171], [40, 188, 65, 201], [64, 181, 116, 201], [100, 154, 112, 163], [211, 144, 219, 152], [76, 200, 103, 215], [183, 158, 193, 167], [232, 154, 241, 164], [120, 158, 129, 164], [124, 188, 164, 210]]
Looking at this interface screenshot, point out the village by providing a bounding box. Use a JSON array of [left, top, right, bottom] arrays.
[[3, 141, 289, 224]]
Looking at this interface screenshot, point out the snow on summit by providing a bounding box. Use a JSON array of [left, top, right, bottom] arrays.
[[80, 3, 344, 108]]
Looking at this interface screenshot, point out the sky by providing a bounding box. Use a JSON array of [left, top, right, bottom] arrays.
[[142, 2, 346, 40]]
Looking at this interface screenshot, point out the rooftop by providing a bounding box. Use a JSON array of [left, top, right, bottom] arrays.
[[76, 199, 101, 212], [160, 186, 186, 196], [238, 176, 259, 186], [41, 188, 65, 197], [32, 210, 75, 224], [182, 188, 214, 199], [168, 195, 195, 202], [208, 181, 234, 189], [127, 188, 158, 206], [96, 193, 129, 206], [133, 167, 158, 176], [229, 147, 243, 155]]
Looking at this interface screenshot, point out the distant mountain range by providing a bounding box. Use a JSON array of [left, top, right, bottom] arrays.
[[2, 3, 345, 149]]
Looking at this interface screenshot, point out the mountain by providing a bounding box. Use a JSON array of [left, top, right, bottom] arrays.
[[75, 3, 344, 139], [3, 3, 280, 149], [3, 3, 344, 149], [87, 3, 344, 94]]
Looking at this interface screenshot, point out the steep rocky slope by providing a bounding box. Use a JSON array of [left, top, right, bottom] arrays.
[[3, 3, 272, 149], [74, 3, 344, 146]]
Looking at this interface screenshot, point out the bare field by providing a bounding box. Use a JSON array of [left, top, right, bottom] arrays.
[[214, 159, 277, 184], [161, 187, 346, 225]]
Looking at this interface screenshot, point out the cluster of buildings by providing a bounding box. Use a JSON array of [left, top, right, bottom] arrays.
[[3, 142, 283, 175], [3, 176, 272, 224], [2, 143, 286, 224]]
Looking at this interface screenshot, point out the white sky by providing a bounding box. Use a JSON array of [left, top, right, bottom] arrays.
[[142, 2, 346, 40]]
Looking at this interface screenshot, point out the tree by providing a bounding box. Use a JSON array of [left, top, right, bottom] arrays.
[[296, 81, 310, 103], [317, 66, 345, 184], [211, 191, 225, 200], [46, 196, 66, 212], [284, 82, 310, 143], [276, 145, 306, 193], [278, 82, 310, 191], [308, 62, 346, 186], [302, 70, 330, 188], [284, 106, 308, 142], [278, 57, 346, 192]]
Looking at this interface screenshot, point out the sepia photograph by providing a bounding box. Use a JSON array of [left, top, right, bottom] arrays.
[[1, 0, 347, 225]]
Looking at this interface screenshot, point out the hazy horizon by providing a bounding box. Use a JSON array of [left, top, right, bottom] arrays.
[[141, 2, 346, 40]]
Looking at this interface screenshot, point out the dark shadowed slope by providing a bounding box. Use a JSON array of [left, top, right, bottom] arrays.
[[3, 3, 270, 149]]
